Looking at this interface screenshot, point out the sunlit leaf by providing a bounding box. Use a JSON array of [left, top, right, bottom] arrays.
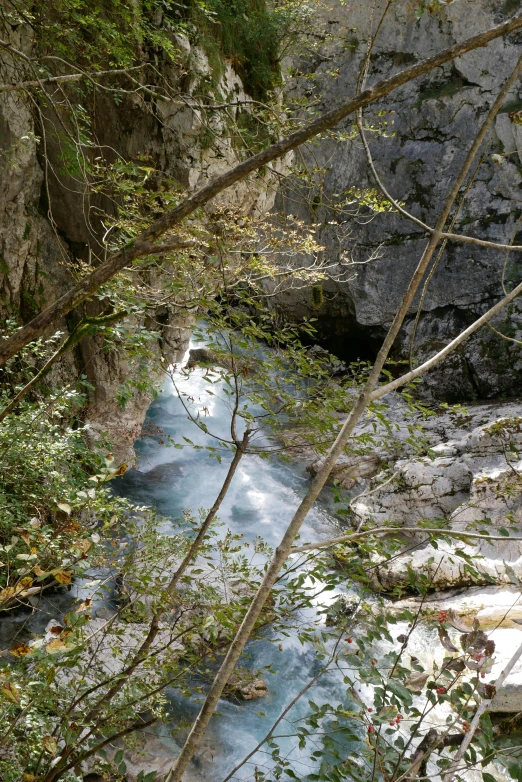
[[42, 735, 58, 755], [54, 570, 72, 585], [1, 682, 21, 704]]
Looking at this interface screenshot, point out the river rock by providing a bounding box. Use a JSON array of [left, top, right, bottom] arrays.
[[225, 669, 268, 701], [335, 402, 522, 590]]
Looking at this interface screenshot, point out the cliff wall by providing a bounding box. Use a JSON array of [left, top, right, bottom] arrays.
[[272, 0, 522, 401]]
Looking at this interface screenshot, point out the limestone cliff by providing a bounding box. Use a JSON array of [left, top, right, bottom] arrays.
[[272, 0, 522, 401], [0, 17, 276, 461]]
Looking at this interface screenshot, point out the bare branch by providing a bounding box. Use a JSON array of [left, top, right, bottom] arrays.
[[1, 12, 521, 367], [290, 526, 522, 555]]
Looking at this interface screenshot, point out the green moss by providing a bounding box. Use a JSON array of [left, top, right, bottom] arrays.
[[416, 72, 471, 106], [178, 0, 282, 100], [503, 0, 522, 14]]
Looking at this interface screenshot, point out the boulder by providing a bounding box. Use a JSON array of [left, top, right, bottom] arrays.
[[225, 669, 268, 701]]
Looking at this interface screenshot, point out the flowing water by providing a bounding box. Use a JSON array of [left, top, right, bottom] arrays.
[[112, 338, 505, 782], [113, 337, 357, 780]]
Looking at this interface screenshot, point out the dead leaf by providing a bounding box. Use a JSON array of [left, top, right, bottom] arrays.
[[461, 630, 488, 652], [443, 658, 466, 672], [404, 672, 429, 692], [438, 627, 458, 653], [0, 587, 15, 603], [45, 620, 63, 635], [18, 577, 33, 589], [79, 538, 92, 554], [20, 531, 31, 546], [42, 735, 58, 755], [76, 598, 92, 613], [466, 656, 494, 673], [446, 610, 475, 633], [484, 640, 495, 656], [33, 565, 46, 577], [54, 570, 72, 585], [57, 503, 71, 515], [10, 644, 32, 657], [114, 463, 128, 476], [1, 682, 20, 704]]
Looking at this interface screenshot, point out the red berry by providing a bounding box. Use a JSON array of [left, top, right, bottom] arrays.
[[368, 707, 373, 713], [396, 714, 403, 721], [436, 687, 446, 695], [389, 721, 395, 726], [368, 725, 374, 733], [481, 673, 485, 679], [347, 637, 353, 643], [371, 660, 376, 666]]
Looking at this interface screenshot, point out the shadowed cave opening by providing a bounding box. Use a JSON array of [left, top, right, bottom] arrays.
[[302, 314, 385, 366]]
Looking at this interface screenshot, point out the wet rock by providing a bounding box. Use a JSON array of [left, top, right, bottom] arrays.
[[186, 348, 219, 368], [392, 586, 522, 630], [390, 589, 522, 712], [225, 669, 268, 701]]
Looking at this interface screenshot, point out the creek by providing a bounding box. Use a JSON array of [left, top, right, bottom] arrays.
[[112, 336, 506, 782], [113, 335, 362, 781]]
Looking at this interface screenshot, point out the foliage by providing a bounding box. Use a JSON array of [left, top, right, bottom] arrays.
[[3, 0, 180, 69], [414, 0, 455, 18]]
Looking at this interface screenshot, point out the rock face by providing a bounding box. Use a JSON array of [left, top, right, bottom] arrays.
[[271, 0, 522, 401], [320, 400, 522, 590], [0, 21, 278, 462], [225, 669, 268, 701]]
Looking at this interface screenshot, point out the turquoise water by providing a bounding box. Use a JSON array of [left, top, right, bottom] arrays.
[[113, 341, 354, 781]]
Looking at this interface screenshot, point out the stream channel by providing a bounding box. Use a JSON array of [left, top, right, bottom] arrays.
[[112, 334, 449, 782], [112, 335, 354, 781]]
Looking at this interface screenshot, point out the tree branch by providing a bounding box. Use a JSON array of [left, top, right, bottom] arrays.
[[442, 641, 522, 782], [290, 526, 522, 554], [1, 12, 521, 367]]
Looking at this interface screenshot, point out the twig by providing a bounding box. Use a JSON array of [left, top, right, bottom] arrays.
[[442, 641, 522, 782]]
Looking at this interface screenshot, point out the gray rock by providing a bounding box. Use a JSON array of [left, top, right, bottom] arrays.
[[0, 23, 276, 463], [270, 0, 522, 400]]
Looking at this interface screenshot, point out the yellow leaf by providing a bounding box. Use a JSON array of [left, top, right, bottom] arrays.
[[10, 644, 32, 658], [24, 775, 36, 782], [76, 597, 92, 613], [20, 531, 31, 546], [54, 570, 72, 585], [33, 565, 46, 577], [78, 539, 92, 554], [45, 638, 67, 654], [57, 503, 71, 515], [0, 587, 15, 603], [1, 682, 20, 704], [19, 577, 33, 589], [42, 735, 57, 755]]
